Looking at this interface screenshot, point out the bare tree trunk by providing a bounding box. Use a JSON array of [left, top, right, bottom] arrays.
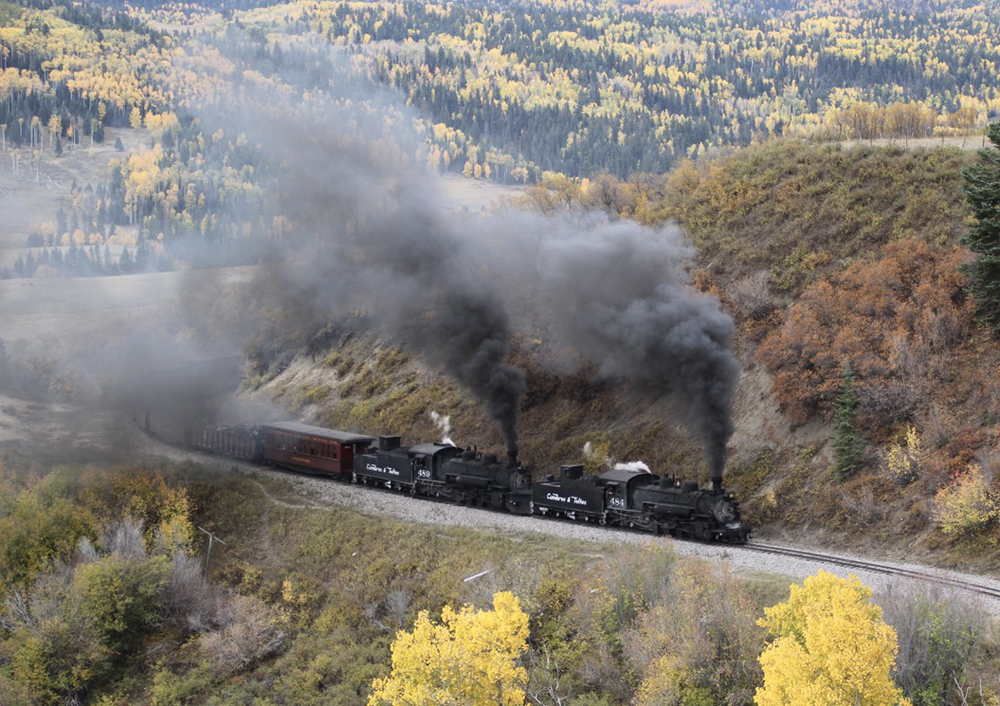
[[955, 675, 970, 706]]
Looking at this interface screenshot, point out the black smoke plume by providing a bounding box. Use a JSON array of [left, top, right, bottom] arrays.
[[401, 288, 524, 458], [211, 91, 526, 457], [542, 221, 738, 486], [488, 215, 740, 485]]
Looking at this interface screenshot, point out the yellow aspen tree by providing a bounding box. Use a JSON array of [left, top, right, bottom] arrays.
[[368, 591, 529, 706], [932, 464, 999, 535], [755, 571, 911, 706], [47, 113, 60, 150], [881, 426, 921, 485]]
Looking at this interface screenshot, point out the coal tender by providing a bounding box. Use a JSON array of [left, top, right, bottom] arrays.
[[354, 435, 533, 514], [533, 464, 750, 543]]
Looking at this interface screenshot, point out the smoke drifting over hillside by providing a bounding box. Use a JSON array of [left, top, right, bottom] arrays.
[[214, 92, 526, 458], [532, 220, 740, 483], [0, 39, 738, 478], [199, 59, 739, 472]]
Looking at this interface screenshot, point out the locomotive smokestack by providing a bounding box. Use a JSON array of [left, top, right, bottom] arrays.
[[508, 451, 517, 468]]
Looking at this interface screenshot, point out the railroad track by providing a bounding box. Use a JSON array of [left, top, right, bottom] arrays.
[[136, 424, 1000, 603], [745, 542, 1000, 600]]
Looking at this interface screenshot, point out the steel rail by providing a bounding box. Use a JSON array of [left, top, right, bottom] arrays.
[[745, 542, 1000, 600]]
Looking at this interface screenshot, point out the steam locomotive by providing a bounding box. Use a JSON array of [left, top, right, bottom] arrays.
[[183, 420, 750, 543]]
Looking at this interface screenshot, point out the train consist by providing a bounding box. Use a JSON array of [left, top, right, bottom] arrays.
[[184, 420, 750, 543]]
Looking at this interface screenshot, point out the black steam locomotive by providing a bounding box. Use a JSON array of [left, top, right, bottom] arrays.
[[355, 435, 533, 514], [182, 420, 750, 544], [533, 464, 747, 542]]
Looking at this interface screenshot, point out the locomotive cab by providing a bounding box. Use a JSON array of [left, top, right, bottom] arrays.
[[599, 468, 657, 511], [597, 469, 660, 531], [408, 442, 464, 481]]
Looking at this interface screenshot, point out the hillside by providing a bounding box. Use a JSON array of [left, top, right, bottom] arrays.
[[2, 126, 990, 562], [233, 137, 999, 570]]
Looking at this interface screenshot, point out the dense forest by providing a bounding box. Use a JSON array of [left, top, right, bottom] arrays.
[[2, 0, 999, 278]]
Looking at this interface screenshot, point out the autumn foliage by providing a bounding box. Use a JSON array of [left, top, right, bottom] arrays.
[[756, 571, 910, 706], [758, 240, 972, 425], [368, 591, 530, 706], [932, 464, 1000, 536]]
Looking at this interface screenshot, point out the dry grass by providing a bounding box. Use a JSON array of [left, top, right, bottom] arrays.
[[0, 127, 147, 263]]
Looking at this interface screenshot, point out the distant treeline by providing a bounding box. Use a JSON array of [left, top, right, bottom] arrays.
[[3, 0, 1000, 281], [238, 0, 1000, 178], [4, 0, 999, 183], [0, 0, 167, 148], [3, 242, 154, 279]]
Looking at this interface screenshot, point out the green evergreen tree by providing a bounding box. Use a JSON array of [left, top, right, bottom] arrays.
[[118, 246, 133, 273], [961, 121, 1000, 336], [832, 361, 864, 478]]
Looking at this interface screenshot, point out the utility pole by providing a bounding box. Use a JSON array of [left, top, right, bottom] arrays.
[[197, 526, 226, 580]]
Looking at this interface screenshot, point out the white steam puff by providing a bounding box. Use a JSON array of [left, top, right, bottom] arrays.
[[582, 442, 651, 474], [430, 411, 455, 446], [613, 460, 651, 473]]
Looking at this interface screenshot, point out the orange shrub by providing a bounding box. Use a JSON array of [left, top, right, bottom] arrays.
[[758, 241, 972, 425]]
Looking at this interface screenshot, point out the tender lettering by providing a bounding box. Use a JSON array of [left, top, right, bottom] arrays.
[[545, 492, 588, 506], [366, 462, 400, 476]]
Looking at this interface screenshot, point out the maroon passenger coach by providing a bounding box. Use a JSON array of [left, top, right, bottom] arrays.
[[260, 421, 374, 477]]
